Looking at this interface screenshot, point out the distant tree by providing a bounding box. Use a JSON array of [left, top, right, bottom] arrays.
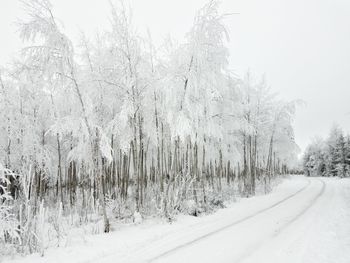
[[334, 133, 346, 177], [303, 137, 326, 177], [303, 125, 350, 178]]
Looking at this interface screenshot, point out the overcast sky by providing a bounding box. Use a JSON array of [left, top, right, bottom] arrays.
[[1, 0, 350, 153]]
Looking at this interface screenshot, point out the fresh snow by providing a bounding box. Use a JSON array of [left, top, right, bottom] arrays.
[[3, 175, 350, 263]]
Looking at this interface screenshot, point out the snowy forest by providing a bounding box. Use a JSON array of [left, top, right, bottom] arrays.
[[0, 0, 300, 257], [303, 126, 350, 178]]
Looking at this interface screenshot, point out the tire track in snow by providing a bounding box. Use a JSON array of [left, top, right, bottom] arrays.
[[237, 178, 326, 263], [148, 178, 311, 262], [273, 178, 325, 236]]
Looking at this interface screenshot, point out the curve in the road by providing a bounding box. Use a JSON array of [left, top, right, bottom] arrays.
[[149, 177, 311, 262], [236, 178, 326, 263], [274, 178, 326, 236]]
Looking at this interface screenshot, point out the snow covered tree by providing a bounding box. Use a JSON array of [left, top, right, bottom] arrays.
[[0, 0, 301, 255], [303, 125, 350, 178], [303, 137, 327, 177], [18, 0, 112, 232]]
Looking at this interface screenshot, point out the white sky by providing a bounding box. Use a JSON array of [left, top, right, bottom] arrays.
[[1, 0, 350, 152]]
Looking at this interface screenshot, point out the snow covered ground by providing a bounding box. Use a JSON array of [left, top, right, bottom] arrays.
[[3, 175, 350, 263]]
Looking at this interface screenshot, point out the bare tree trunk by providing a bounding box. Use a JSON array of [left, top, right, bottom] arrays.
[[57, 134, 64, 209]]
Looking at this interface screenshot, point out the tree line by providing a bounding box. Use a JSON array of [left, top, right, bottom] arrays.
[[303, 125, 350, 177], [0, 0, 299, 255]]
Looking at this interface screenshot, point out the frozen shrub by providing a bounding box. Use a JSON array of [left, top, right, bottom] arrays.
[[133, 211, 142, 224], [0, 164, 20, 255]]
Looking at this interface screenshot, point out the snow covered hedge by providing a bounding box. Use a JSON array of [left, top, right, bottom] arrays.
[[0, 163, 20, 254]]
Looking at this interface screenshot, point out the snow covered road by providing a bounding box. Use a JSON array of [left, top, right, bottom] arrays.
[[5, 176, 350, 263], [149, 178, 326, 263]]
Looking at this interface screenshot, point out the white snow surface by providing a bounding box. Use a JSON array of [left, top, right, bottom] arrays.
[[3, 176, 350, 263]]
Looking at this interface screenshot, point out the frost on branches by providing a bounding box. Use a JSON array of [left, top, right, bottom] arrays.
[[0, 0, 300, 257]]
